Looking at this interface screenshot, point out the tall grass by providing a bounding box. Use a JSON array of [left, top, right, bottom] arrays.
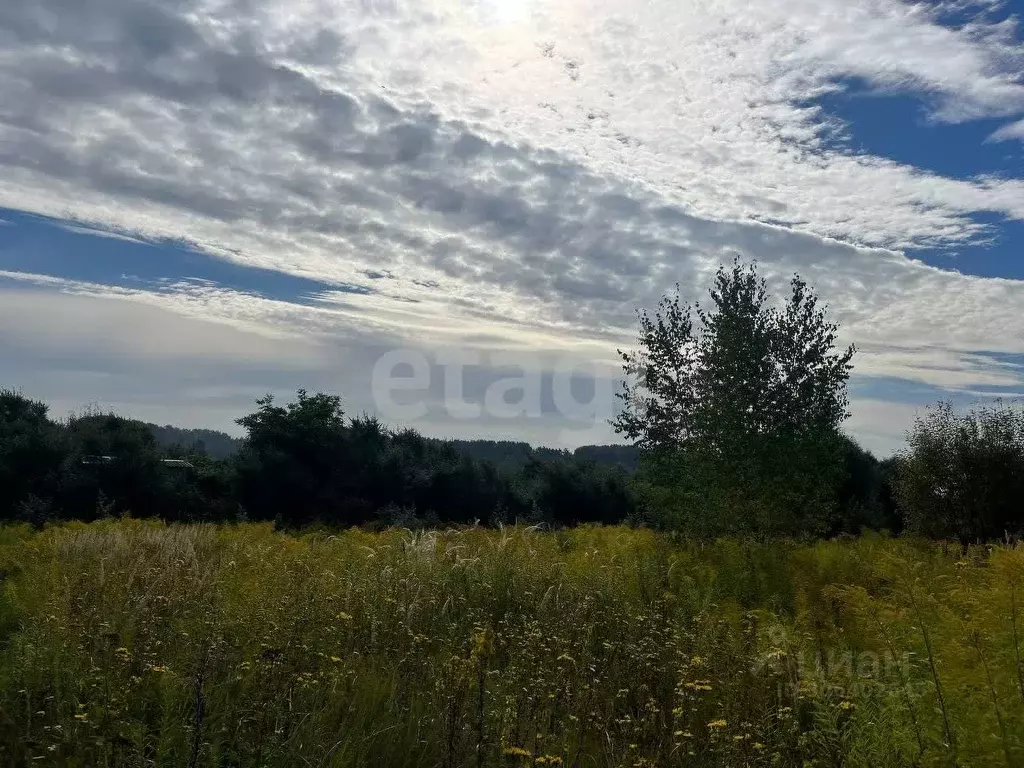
[[0, 521, 1022, 766]]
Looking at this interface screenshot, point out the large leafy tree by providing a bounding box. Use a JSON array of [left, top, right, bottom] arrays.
[[614, 259, 855, 535], [235, 390, 351, 525]]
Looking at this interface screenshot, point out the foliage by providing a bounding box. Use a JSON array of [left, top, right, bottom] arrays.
[[235, 391, 352, 526], [572, 443, 641, 471], [447, 440, 641, 473], [0, 389, 641, 529], [59, 410, 167, 518], [894, 400, 1024, 542], [614, 259, 855, 536], [835, 436, 903, 535], [142, 430, 645, 475], [148, 423, 243, 459], [522, 456, 637, 526], [0, 389, 66, 522], [1, 522, 1023, 766]]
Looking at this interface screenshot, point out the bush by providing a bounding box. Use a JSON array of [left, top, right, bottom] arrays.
[[894, 400, 1024, 542]]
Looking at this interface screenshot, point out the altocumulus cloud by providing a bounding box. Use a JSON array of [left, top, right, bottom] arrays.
[[0, 0, 1023, 453]]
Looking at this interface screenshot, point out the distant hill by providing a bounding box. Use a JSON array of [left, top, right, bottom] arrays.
[[572, 444, 641, 472], [147, 424, 640, 471], [446, 439, 640, 473], [442, 440, 562, 471], [147, 424, 243, 460]]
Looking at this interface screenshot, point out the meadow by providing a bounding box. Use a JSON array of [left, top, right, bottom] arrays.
[[0, 522, 1022, 767]]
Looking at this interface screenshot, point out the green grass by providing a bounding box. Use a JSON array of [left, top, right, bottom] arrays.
[[0, 520, 1022, 767]]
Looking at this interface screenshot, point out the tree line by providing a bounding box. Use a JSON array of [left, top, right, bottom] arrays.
[[1, 258, 1021, 540], [0, 391, 639, 528]]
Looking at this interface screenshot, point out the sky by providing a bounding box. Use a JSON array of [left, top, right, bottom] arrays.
[[1, 0, 1023, 456]]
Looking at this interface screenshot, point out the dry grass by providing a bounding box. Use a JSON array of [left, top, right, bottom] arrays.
[[0, 521, 1022, 767]]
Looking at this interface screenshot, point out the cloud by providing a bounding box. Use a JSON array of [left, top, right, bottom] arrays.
[[52, 222, 151, 245], [0, 0, 1023, 448], [0, 284, 338, 433], [852, 344, 1024, 390], [0, 284, 330, 366], [845, 398, 922, 457], [3, 0, 1023, 252], [327, 0, 1024, 243], [989, 118, 1024, 142], [0, 281, 627, 447]]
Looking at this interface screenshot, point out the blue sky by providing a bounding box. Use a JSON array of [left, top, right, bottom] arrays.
[[810, 70, 1024, 278], [0, 209, 364, 303], [1, 0, 1024, 455]]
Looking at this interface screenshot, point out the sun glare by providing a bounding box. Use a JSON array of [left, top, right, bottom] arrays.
[[479, 0, 531, 26]]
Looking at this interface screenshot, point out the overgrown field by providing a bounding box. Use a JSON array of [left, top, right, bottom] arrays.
[[0, 522, 1022, 767]]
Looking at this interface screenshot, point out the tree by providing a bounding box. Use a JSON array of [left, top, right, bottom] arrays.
[[833, 436, 899, 535], [235, 390, 350, 525], [614, 258, 855, 536], [0, 390, 67, 521], [524, 456, 636, 526], [60, 411, 166, 519], [894, 401, 1024, 543]]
